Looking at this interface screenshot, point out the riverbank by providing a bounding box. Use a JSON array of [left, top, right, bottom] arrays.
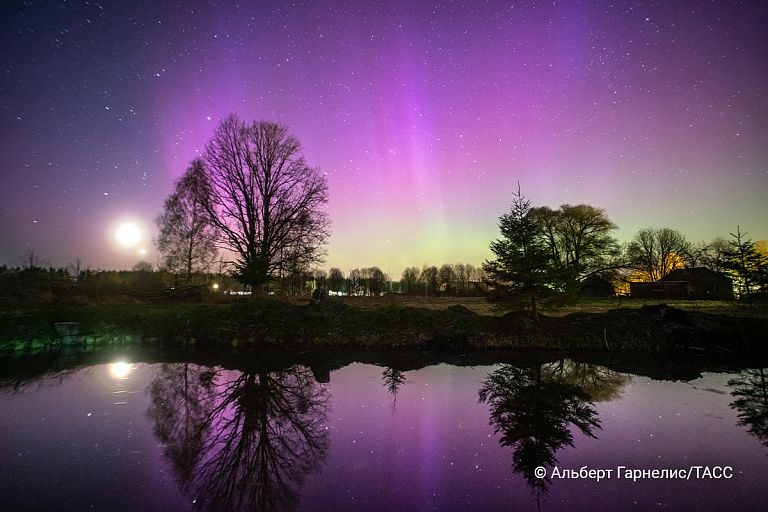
[[2, 296, 767, 356]]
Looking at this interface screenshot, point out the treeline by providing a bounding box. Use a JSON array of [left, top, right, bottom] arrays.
[[0, 259, 242, 309], [309, 263, 487, 297], [0, 256, 488, 307]]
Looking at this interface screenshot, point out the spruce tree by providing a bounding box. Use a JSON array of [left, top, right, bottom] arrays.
[[483, 184, 552, 319]]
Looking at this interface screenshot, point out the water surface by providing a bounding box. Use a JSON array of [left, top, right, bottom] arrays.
[[1, 352, 766, 511]]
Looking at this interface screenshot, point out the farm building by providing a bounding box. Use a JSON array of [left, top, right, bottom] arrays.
[[630, 268, 733, 300], [579, 275, 616, 297], [660, 268, 734, 300]]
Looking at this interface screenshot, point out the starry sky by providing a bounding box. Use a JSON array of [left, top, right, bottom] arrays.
[[2, 0, 767, 274]]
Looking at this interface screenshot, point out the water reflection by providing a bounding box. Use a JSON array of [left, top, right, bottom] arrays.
[[381, 366, 406, 413], [479, 360, 624, 503], [4, 348, 768, 511], [108, 361, 134, 380], [728, 368, 768, 449], [146, 364, 330, 512], [539, 359, 629, 402]]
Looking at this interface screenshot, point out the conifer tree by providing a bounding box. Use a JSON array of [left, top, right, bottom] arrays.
[[483, 184, 552, 319]]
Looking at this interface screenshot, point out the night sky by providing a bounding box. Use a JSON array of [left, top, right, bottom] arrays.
[[2, 0, 767, 273]]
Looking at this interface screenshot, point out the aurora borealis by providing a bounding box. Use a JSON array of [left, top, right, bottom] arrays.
[[2, 0, 766, 273]]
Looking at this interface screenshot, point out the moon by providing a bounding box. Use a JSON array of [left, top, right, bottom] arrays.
[[115, 222, 142, 247]]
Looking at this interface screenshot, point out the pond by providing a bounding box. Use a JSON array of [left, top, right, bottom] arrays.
[[1, 349, 766, 511]]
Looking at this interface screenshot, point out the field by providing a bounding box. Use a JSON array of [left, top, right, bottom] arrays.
[[320, 295, 767, 318]]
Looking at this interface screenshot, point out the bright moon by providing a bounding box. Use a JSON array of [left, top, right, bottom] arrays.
[[115, 222, 142, 247]]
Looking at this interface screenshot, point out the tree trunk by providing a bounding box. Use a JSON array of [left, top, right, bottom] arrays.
[[531, 294, 539, 322]]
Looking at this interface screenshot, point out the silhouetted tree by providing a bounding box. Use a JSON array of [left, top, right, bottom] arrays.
[[680, 240, 709, 269], [453, 263, 467, 294], [483, 185, 552, 319], [530, 204, 621, 292], [438, 264, 455, 295], [132, 261, 153, 272], [399, 263, 483, 296], [400, 267, 421, 295], [312, 268, 328, 293], [66, 257, 87, 282], [420, 265, 439, 297], [196, 114, 330, 292], [729, 368, 768, 449], [155, 158, 219, 284], [453, 263, 482, 296], [278, 255, 313, 295], [328, 267, 345, 295], [626, 227, 689, 281], [366, 267, 387, 296], [348, 268, 363, 295], [17, 249, 47, 270], [725, 227, 767, 297], [700, 236, 731, 273]]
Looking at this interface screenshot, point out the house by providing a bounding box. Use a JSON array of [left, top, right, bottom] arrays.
[[629, 268, 733, 300], [660, 268, 734, 300], [630, 280, 689, 299], [579, 275, 616, 297]]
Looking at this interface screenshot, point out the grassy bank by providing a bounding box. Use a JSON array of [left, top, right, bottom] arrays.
[[2, 296, 767, 356], [334, 295, 767, 317]]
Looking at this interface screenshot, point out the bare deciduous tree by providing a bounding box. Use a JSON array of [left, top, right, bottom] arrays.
[[681, 241, 709, 269], [420, 265, 440, 297], [626, 227, 690, 281], [17, 249, 47, 270], [530, 204, 620, 291], [155, 158, 219, 283], [67, 257, 87, 282], [701, 236, 731, 273], [197, 114, 330, 292], [400, 267, 421, 295], [132, 261, 153, 272]]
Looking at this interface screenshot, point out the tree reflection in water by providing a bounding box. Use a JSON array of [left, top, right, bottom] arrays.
[[479, 360, 622, 502], [382, 367, 406, 414], [146, 363, 218, 485], [146, 363, 330, 512], [729, 368, 768, 449]]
